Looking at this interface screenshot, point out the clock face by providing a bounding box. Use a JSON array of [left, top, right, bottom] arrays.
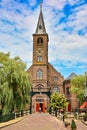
[[38, 50, 41, 54], [36, 48, 43, 55]]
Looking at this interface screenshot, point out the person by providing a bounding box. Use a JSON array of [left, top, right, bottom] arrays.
[[39, 107, 41, 113]]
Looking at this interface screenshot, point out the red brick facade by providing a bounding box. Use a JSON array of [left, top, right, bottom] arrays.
[[27, 33, 64, 112], [27, 5, 79, 113], [63, 78, 79, 112]]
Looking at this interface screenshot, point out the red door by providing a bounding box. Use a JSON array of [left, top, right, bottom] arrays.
[[36, 103, 40, 112], [36, 103, 45, 112], [68, 103, 71, 112], [42, 103, 45, 112]]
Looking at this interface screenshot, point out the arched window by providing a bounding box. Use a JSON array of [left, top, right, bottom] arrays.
[[52, 87, 60, 93], [37, 37, 43, 46], [37, 69, 43, 80], [36, 96, 44, 102], [66, 87, 70, 95]]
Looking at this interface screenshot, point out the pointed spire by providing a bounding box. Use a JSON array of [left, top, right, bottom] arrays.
[[35, 1, 46, 34]]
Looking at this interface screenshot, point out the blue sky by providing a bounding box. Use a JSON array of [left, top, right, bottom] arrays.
[[0, 0, 87, 78]]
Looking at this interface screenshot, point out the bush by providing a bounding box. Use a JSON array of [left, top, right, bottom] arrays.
[[71, 119, 77, 130], [83, 114, 87, 121], [0, 113, 15, 123], [64, 122, 70, 127], [64, 113, 67, 118]]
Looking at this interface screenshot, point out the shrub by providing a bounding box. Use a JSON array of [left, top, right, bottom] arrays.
[[64, 122, 70, 127], [71, 119, 77, 130]]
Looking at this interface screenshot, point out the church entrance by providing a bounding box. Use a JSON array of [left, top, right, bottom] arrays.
[[35, 96, 45, 112], [30, 89, 51, 114], [36, 102, 45, 112]]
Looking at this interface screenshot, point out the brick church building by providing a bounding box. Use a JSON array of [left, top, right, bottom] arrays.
[[27, 4, 79, 113]]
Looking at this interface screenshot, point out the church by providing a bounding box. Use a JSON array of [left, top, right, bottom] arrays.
[[27, 3, 79, 113]]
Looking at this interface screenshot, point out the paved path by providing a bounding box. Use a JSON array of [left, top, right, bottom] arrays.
[[76, 120, 87, 130], [0, 113, 67, 130], [0, 113, 87, 130]]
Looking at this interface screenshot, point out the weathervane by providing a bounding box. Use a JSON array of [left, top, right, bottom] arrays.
[[40, 0, 43, 11]]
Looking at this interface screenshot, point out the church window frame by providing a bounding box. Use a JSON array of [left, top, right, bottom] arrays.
[[37, 56, 42, 62], [66, 87, 70, 95], [37, 69, 43, 80], [52, 87, 60, 93], [36, 96, 44, 102]]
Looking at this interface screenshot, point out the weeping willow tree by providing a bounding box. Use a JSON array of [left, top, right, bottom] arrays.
[[0, 52, 31, 115]]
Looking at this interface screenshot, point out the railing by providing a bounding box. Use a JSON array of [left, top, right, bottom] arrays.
[[50, 110, 86, 121], [0, 110, 30, 123]]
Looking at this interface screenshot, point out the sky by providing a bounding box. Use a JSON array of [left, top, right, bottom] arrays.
[[0, 0, 87, 78]]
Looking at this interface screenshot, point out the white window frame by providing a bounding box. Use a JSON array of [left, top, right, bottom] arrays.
[[37, 69, 43, 80], [37, 56, 42, 62]]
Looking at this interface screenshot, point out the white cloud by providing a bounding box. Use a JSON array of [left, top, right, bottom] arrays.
[[29, 0, 37, 6], [49, 31, 87, 63], [42, 1, 87, 68], [44, 0, 68, 10], [68, 0, 84, 5], [67, 4, 87, 33]]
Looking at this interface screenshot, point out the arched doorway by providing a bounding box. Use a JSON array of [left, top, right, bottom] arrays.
[[30, 87, 51, 114], [36, 96, 45, 112]]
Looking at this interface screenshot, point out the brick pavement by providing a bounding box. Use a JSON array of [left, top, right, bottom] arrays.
[[0, 113, 67, 130], [76, 120, 87, 130], [0, 113, 87, 130]]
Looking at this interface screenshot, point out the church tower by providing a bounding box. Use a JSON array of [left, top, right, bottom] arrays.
[[31, 3, 49, 92], [27, 2, 64, 113], [33, 4, 49, 65]]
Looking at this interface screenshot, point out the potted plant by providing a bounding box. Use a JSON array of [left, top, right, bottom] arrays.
[[71, 119, 77, 130], [83, 114, 87, 121]]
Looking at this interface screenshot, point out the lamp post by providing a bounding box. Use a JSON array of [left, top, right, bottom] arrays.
[[30, 91, 32, 114], [84, 72, 87, 101]]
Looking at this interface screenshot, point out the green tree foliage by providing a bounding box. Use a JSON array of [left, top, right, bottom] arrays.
[[0, 52, 31, 115], [50, 92, 68, 111], [71, 75, 85, 103]]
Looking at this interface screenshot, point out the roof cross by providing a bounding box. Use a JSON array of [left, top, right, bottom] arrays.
[[40, 0, 43, 4]]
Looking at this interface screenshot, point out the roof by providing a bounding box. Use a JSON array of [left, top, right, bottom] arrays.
[[35, 4, 46, 34], [66, 72, 77, 80]]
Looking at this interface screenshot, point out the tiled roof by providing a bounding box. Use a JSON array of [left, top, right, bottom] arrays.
[[66, 72, 77, 80]]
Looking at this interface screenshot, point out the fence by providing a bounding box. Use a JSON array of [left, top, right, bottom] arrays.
[[0, 110, 30, 123]]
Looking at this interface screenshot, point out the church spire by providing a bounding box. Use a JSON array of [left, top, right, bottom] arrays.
[[35, 1, 46, 34]]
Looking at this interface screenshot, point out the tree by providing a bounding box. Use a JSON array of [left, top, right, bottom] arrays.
[[0, 52, 31, 115], [71, 75, 85, 103], [50, 92, 68, 116]]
